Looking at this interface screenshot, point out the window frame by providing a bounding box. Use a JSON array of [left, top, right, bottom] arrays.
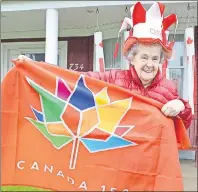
[[1, 41, 68, 72], [103, 37, 125, 70], [167, 36, 186, 98]]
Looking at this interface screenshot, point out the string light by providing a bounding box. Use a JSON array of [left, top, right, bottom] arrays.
[[95, 8, 100, 32], [186, 2, 196, 28]]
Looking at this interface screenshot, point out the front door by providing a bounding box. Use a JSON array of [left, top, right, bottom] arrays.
[[67, 36, 94, 72]]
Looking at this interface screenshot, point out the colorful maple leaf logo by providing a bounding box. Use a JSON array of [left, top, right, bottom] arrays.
[[26, 75, 137, 169]]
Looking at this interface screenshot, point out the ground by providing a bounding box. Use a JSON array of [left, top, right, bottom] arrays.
[[181, 160, 197, 191], [2, 160, 197, 191]]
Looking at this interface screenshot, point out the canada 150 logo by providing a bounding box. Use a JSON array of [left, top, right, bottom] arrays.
[[25, 75, 137, 169]]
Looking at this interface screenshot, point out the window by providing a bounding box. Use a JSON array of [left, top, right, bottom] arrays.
[[23, 53, 45, 62], [169, 68, 184, 96], [167, 35, 185, 97], [168, 41, 184, 67], [1, 42, 67, 81], [103, 38, 122, 70], [22, 53, 60, 65]]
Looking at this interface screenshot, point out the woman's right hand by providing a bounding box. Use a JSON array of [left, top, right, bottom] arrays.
[[18, 55, 32, 61]]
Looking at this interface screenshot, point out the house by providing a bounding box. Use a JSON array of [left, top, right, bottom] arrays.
[[1, 1, 197, 160]]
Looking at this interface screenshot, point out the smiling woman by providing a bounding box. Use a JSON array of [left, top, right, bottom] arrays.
[[125, 43, 164, 87], [81, 1, 192, 129]]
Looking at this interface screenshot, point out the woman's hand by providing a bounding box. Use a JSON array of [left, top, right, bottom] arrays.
[[161, 99, 185, 117], [18, 55, 32, 61]]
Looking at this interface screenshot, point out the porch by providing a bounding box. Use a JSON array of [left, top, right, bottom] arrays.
[[1, 1, 197, 160], [1, 1, 197, 76]]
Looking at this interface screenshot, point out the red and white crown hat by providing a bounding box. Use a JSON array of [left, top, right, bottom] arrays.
[[115, 2, 178, 59]]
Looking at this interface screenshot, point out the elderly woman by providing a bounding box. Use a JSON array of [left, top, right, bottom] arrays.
[[83, 1, 192, 129], [18, 2, 192, 129], [84, 42, 192, 129]]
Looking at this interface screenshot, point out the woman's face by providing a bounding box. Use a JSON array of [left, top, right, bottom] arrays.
[[131, 44, 162, 86]]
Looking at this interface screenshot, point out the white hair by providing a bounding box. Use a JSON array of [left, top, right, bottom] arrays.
[[125, 43, 165, 64]]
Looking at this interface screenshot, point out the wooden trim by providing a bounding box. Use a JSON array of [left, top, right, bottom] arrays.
[[1, 38, 46, 43], [1, 36, 92, 43]]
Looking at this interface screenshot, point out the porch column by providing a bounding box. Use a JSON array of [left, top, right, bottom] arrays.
[[45, 9, 58, 65], [123, 31, 130, 70]]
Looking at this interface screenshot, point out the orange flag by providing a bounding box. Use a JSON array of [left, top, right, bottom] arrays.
[[1, 59, 191, 191]]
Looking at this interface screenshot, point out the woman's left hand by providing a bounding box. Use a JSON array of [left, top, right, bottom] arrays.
[[161, 99, 185, 117]]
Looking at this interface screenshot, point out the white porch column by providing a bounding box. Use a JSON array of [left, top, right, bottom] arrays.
[[123, 31, 130, 70], [45, 9, 58, 65], [94, 32, 105, 72]]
